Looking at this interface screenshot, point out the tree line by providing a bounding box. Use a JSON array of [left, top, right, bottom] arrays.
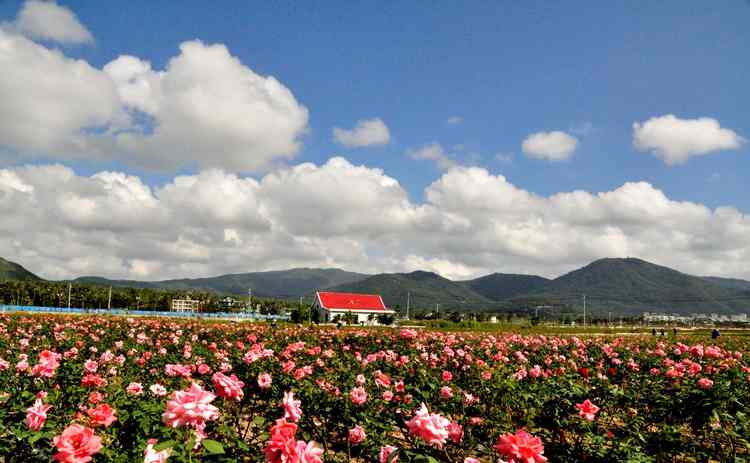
[[0, 279, 291, 314]]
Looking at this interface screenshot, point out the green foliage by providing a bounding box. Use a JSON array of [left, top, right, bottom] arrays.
[[0, 314, 750, 461], [460, 272, 550, 301], [329, 270, 493, 312], [533, 257, 750, 315], [0, 257, 41, 281], [75, 268, 368, 298]]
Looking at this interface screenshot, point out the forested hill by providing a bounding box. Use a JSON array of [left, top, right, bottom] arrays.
[[75, 268, 368, 298], [0, 257, 41, 281], [3, 255, 750, 315], [328, 270, 493, 310], [459, 273, 550, 301], [530, 258, 750, 315]]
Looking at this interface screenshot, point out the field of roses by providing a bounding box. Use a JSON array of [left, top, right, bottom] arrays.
[[1, 314, 749, 462]]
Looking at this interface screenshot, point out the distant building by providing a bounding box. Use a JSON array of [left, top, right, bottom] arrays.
[[219, 296, 242, 310], [171, 298, 200, 313], [312, 291, 396, 324], [642, 311, 749, 324]]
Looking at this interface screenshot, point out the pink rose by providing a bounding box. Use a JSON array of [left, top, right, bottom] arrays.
[[406, 403, 450, 448], [53, 424, 102, 463], [282, 391, 302, 422], [265, 419, 299, 463], [212, 372, 245, 402], [31, 350, 61, 378], [697, 377, 714, 389], [26, 399, 51, 431], [348, 424, 366, 444], [350, 387, 368, 405], [162, 383, 219, 430], [87, 403, 117, 427], [83, 359, 98, 374], [295, 440, 324, 463], [258, 372, 272, 389], [576, 399, 600, 421], [379, 445, 398, 463], [126, 382, 144, 396], [496, 429, 547, 463], [144, 439, 172, 463]]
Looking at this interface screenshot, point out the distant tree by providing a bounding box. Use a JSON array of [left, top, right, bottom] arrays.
[[377, 314, 395, 325]]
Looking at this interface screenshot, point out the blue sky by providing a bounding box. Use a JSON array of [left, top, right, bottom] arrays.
[[2, 1, 748, 206], [0, 1, 749, 280]]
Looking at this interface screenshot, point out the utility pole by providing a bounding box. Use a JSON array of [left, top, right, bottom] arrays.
[[406, 292, 410, 320], [67, 282, 71, 309], [107, 287, 112, 310], [608, 311, 612, 326], [436, 303, 440, 319], [247, 288, 253, 312], [583, 294, 587, 328]]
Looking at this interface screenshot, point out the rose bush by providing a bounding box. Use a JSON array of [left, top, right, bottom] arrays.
[[0, 313, 748, 462]]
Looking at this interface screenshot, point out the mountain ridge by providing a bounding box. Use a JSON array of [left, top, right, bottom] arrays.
[[0, 257, 41, 281], [2, 256, 750, 315]]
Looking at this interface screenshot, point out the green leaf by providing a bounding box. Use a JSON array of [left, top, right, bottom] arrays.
[[252, 415, 265, 427], [202, 439, 225, 455], [28, 432, 44, 444], [154, 440, 175, 451]]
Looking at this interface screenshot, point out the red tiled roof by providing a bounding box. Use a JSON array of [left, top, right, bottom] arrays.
[[317, 291, 388, 312]]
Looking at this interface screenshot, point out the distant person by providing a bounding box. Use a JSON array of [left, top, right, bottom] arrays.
[[651, 328, 657, 336], [672, 328, 677, 337], [711, 328, 720, 340], [271, 320, 277, 330], [660, 328, 665, 336]]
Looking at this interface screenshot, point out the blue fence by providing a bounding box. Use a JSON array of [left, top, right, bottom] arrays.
[[0, 305, 290, 321]]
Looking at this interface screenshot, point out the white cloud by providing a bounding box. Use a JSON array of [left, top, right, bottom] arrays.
[[446, 116, 462, 125], [0, 25, 309, 172], [2, 159, 750, 282], [522, 131, 578, 161], [333, 118, 390, 148], [14, 0, 93, 44], [113, 40, 310, 171], [408, 143, 456, 170], [0, 29, 121, 157], [103, 56, 163, 115], [633, 114, 744, 165]]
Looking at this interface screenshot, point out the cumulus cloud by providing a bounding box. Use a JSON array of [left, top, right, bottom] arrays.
[[113, 41, 310, 171], [2, 159, 750, 282], [0, 25, 309, 171], [14, 0, 93, 44], [103, 56, 163, 115], [0, 29, 121, 157], [633, 114, 744, 165], [446, 116, 462, 125], [333, 118, 390, 148], [522, 131, 578, 161], [407, 143, 456, 170]]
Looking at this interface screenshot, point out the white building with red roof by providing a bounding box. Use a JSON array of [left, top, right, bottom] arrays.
[[313, 291, 396, 324]]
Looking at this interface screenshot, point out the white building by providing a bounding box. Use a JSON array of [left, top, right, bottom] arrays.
[[171, 298, 200, 313]]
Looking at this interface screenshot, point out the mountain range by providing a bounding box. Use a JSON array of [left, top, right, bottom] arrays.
[[2, 256, 750, 315]]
